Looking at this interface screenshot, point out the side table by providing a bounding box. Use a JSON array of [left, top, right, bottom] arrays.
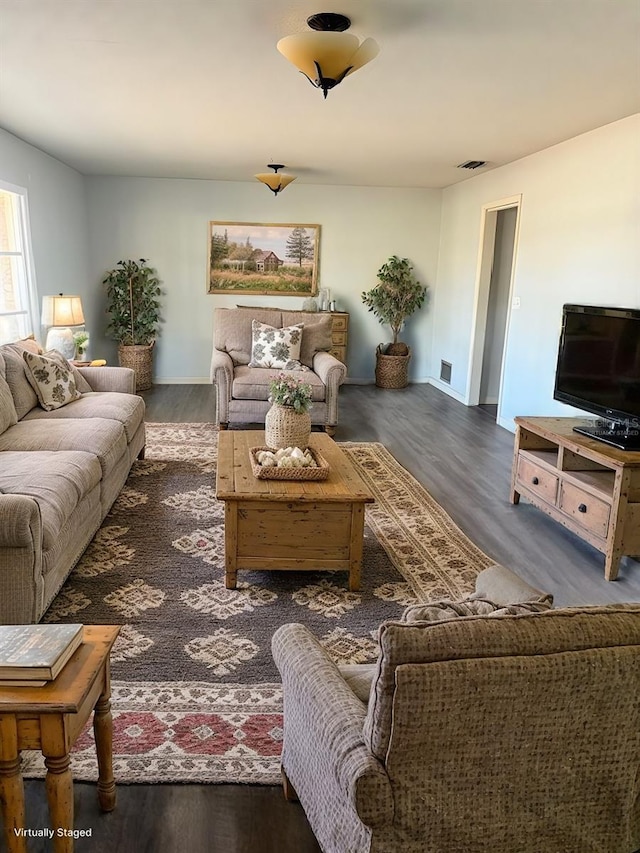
[[0, 625, 120, 852]]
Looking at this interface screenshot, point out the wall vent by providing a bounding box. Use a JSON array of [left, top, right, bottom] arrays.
[[440, 360, 452, 383], [457, 160, 487, 170]]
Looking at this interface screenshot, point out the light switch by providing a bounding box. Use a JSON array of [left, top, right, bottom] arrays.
[[512, 296, 521, 309]]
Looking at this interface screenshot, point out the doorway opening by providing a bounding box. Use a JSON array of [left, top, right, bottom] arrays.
[[466, 195, 521, 423]]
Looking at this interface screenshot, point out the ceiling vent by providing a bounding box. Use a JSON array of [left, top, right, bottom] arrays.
[[457, 160, 487, 170]]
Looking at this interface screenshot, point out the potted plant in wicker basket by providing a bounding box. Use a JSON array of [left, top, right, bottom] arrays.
[[104, 259, 161, 390], [265, 373, 313, 450], [361, 255, 427, 388]]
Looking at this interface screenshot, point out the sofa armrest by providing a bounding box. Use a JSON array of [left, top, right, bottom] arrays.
[[272, 623, 393, 829], [474, 564, 553, 606], [0, 493, 44, 623], [312, 350, 346, 386], [78, 366, 136, 394], [0, 493, 41, 547], [210, 349, 233, 425], [312, 352, 346, 427]]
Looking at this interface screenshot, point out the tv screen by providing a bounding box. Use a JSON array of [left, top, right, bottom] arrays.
[[554, 304, 640, 449]]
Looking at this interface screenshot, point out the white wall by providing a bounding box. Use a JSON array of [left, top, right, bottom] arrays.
[[0, 129, 90, 337], [433, 115, 640, 430], [4, 116, 637, 408], [85, 177, 441, 383]]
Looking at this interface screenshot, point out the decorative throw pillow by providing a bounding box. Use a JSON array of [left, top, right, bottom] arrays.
[[18, 335, 44, 354], [249, 321, 304, 369], [0, 354, 18, 434], [280, 311, 333, 368], [22, 350, 82, 411], [43, 349, 93, 393]]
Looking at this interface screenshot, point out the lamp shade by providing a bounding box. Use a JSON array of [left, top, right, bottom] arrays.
[[254, 163, 297, 196], [277, 32, 379, 82], [254, 172, 297, 194], [41, 294, 85, 327]]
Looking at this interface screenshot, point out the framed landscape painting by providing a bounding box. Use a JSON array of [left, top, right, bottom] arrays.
[[208, 221, 320, 296]]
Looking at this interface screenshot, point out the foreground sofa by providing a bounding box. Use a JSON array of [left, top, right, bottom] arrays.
[[210, 306, 346, 434], [0, 340, 145, 624], [273, 565, 640, 853]]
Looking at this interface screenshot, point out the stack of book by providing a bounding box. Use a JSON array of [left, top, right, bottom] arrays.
[[0, 624, 83, 687]]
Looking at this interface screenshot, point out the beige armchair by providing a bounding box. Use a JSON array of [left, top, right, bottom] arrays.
[[272, 566, 640, 853], [210, 307, 346, 434]]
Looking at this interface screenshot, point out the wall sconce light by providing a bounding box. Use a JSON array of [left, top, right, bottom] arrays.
[[41, 293, 85, 359], [254, 164, 297, 196], [277, 12, 379, 99]]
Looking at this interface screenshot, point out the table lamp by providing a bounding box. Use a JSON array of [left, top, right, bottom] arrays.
[[41, 294, 85, 359]]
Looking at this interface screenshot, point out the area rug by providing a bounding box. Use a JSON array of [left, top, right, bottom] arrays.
[[22, 423, 493, 784]]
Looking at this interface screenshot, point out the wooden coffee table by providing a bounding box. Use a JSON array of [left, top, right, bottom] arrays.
[[216, 431, 374, 590], [0, 625, 120, 853]]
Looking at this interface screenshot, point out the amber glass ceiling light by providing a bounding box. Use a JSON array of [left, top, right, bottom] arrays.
[[277, 12, 379, 99], [254, 164, 297, 196]]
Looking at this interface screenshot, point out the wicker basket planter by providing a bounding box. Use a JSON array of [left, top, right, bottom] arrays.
[[118, 343, 154, 391], [375, 344, 411, 389], [265, 404, 311, 450]]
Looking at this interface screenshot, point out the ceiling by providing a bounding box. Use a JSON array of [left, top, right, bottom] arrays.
[[1, 0, 638, 189]]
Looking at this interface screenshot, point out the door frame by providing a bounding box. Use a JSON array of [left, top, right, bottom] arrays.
[[465, 194, 522, 422]]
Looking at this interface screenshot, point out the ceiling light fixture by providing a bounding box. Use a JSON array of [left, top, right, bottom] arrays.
[[277, 12, 379, 99], [254, 164, 297, 196]]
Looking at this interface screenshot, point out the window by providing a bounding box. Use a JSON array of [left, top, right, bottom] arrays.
[[0, 183, 38, 344]]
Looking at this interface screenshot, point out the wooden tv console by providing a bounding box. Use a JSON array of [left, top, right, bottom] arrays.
[[510, 416, 640, 580]]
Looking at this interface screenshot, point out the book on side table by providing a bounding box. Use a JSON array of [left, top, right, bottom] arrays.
[[0, 623, 83, 687]]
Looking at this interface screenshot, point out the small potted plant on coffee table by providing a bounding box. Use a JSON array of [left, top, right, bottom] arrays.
[[361, 255, 427, 388], [265, 373, 313, 449]]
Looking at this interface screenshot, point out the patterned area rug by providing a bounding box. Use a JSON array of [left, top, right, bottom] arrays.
[[22, 423, 493, 784]]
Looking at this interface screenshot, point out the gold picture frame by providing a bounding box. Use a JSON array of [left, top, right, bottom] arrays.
[[208, 221, 320, 296]]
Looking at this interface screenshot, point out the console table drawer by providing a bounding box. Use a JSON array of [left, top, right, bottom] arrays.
[[331, 314, 348, 331], [558, 482, 610, 539], [517, 456, 558, 504]]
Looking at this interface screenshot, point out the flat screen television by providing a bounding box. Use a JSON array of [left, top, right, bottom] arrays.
[[554, 304, 640, 450]]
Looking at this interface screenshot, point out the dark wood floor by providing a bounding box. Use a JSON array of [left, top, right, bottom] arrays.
[[18, 382, 640, 852]]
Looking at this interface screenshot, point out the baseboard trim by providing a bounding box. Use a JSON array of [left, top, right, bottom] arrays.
[[497, 414, 515, 432], [153, 377, 211, 385], [427, 377, 466, 403]]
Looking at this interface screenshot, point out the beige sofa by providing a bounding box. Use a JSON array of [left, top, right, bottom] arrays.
[[273, 565, 640, 853], [0, 340, 145, 624], [210, 307, 347, 434]]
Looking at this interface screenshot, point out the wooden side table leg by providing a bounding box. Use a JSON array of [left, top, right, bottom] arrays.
[[604, 552, 622, 582], [93, 693, 116, 812], [281, 767, 299, 802], [0, 719, 27, 853], [225, 502, 238, 589], [509, 426, 522, 504], [44, 754, 74, 853]]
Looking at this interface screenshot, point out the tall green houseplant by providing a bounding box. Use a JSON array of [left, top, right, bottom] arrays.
[[104, 258, 161, 390], [361, 256, 427, 388]]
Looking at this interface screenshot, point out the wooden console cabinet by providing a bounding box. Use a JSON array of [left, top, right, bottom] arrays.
[[328, 311, 349, 365], [511, 417, 640, 580]]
